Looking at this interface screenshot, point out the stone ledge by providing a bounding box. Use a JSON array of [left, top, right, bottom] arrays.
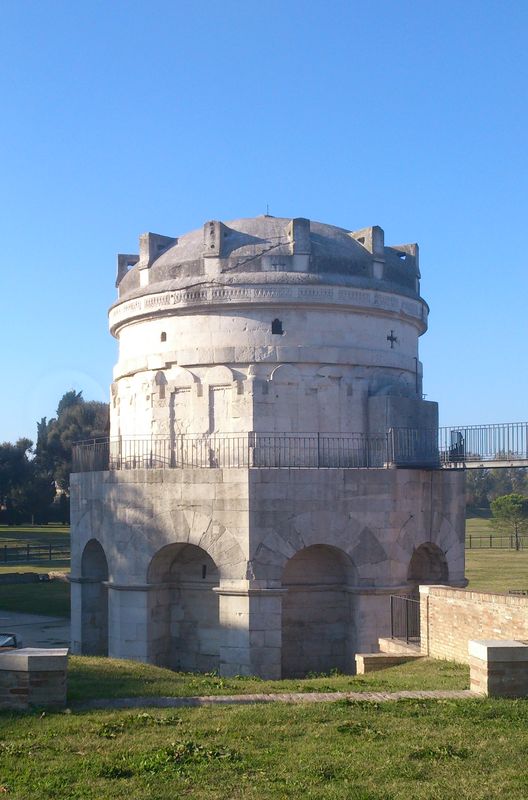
[[468, 639, 528, 697], [378, 637, 422, 655], [468, 639, 528, 663], [355, 652, 424, 674], [0, 648, 69, 672]]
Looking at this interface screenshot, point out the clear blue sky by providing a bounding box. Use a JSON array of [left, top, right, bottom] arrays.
[[1, 0, 527, 442]]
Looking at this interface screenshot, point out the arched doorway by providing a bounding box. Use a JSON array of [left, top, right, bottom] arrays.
[[407, 542, 449, 596], [281, 545, 357, 677], [147, 543, 220, 672], [81, 539, 109, 656]]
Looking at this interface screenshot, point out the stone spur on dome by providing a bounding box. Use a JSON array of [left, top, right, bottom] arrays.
[[70, 213, 465, 680], [114, 216, 421, 301]]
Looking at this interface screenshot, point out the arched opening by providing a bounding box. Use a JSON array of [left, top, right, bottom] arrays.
[[281, 545, 357, 677], [407, 542, 449, 596], [147, 543, 220, 672], [81, 539, 109, 656]]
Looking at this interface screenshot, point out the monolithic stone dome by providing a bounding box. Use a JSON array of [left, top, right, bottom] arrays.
[[115, 215, 421, 302]]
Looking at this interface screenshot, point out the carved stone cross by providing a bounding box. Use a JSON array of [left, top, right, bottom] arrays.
[[387, 330, 398, 348]]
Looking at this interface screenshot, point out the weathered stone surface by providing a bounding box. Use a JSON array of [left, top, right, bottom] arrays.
[[71, 215, 466, 679]]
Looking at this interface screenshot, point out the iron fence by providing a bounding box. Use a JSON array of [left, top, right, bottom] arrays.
[[439, 422, 528, 465], [390, 595, 421, 644], [72, 428, 441, 473], [466, 534, 527, 550]]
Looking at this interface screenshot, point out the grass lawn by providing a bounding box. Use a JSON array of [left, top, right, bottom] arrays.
[[0, 525, 70, 544], [465, 549, 528, 593], [465, 516, 493, 535], [0, 580, 70, 618], [67, 656, 469, 703], [0, 696, 527, 799], [0, 525, 70, 575], [0, 561, 70, 575]]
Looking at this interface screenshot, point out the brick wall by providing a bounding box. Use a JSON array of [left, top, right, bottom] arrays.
[[420, 585, 528, 664]]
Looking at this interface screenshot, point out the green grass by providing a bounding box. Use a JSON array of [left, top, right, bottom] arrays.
[[0, 525, 70, 574], [68, 656, 468, 703], [466, 516, 493, 535], [0, 561, 70, 575], [0, 696, 527, 799], [465, 549, 528, 593], [0, 525, 70, 543], [0, 580, 70, 617]]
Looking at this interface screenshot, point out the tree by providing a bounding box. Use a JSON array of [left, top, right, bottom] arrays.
[[465, 467, 528, 512], [490, 493, 528, 551], [465, 468, 492, 512], [0, 439, 55, 524], [36, 390, 109, 492]]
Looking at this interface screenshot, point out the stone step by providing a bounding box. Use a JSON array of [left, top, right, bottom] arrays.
[[378, 637, 422, 655], [355, 651, 424, 674]]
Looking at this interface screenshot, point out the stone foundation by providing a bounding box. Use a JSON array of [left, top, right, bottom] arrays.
[[71, 466, 464, 679]]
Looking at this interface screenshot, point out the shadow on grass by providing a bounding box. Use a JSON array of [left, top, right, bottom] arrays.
[[68, 655, 469, 704], [0, 580, 70, 617]]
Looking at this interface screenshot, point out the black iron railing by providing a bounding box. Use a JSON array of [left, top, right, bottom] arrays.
[[439, 422, 528, 465], [390, 595, 421, 644], [72, 428, 441, 473]]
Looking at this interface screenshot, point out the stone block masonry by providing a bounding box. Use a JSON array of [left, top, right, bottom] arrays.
[[71, 214, 467, 678], [420, 585, 528, 664], [0, 648, 68, 710]]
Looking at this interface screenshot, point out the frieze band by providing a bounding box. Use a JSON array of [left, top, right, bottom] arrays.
[[109, 284, 427, 332]]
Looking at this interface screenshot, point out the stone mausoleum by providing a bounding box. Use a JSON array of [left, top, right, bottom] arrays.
[[70, 215, 465, 678]]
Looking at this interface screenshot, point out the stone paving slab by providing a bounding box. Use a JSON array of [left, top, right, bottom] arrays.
[[0, 611, 70, 649], [75, 689, 476, 711]]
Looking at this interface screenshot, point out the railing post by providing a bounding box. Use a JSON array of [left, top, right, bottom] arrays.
[[406, 596, 410, 644], [390, 595, 394, 639], [388, 428, 394, 465], [317, 433, 320, 469]]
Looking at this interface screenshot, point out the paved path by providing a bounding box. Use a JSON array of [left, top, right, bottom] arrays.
[[76, 689, 476, 711], [0, 610, 70, 648]]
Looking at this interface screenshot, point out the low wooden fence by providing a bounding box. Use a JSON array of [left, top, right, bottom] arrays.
[[1, 543, 70, 564]]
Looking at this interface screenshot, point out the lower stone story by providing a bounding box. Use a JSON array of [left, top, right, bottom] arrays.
[[70, 466, 465, 679]]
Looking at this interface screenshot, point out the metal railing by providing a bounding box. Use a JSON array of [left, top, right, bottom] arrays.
[[439, 422, 528, 466], [390, 595, 421, 644], [466, 534, 527, 550], [72, 422, 528, 473], [72, 428, 441, 473]]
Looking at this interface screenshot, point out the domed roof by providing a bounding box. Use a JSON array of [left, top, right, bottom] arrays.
[[115, 215, 420, 301]]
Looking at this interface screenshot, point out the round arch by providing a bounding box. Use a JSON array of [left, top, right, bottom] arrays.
[[147, 543, 220, 672], [80, 539, 109, 656], [407, 542, 449, 594], [281, 544, 357, 678]]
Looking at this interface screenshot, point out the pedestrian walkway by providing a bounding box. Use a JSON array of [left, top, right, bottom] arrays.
[[76, 688, 476, 711], [0, 610, 70, 648]]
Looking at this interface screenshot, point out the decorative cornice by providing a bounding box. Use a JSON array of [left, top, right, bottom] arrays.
[[109, 283, 427, 336]]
